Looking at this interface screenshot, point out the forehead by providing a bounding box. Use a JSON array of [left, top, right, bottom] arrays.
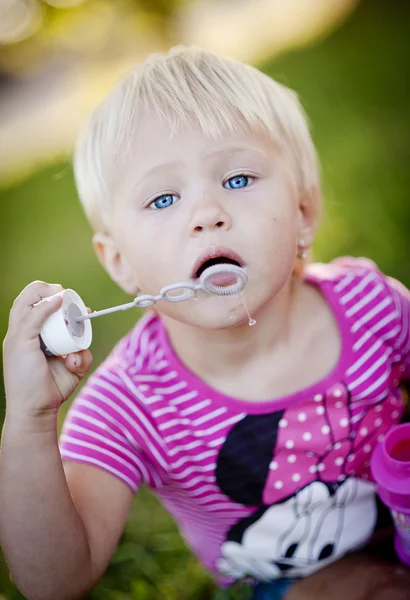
[[120, 113, 277, 174]]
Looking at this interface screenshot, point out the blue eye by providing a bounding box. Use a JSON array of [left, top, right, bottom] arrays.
[[150, 194, 178, 210], [224, 175, 250, 189]]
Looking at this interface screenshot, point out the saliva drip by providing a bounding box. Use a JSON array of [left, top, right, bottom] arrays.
[[237, 293, 256, 327]]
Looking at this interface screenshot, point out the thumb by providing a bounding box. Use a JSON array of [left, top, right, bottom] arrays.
[[64, 349, 93, 379]]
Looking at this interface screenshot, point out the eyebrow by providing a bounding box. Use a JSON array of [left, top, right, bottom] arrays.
[[138, 161, 182, 181], [205, 147, 265, 161], [132, 147, 266, 192], [141, 148, 264, 178]]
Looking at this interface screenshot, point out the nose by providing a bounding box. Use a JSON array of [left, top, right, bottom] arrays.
[[189, 203, 232, 235]]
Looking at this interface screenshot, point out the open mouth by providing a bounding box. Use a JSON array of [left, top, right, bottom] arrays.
[[195, 256, 241, 279]]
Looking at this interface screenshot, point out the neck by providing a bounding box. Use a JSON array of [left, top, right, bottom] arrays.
[[160, 278, 303, 380]]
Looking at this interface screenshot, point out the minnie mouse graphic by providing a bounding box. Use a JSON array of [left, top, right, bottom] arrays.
[[214, 378, 403, 581]]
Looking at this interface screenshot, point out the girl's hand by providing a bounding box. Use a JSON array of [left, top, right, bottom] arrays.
[[3, 281, 93, 420]]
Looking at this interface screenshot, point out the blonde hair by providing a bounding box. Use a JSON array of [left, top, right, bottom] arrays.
[[74, 45, 321, 233]]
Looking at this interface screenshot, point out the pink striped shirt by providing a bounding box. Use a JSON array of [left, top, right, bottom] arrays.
[[59, 257, 410, 583]]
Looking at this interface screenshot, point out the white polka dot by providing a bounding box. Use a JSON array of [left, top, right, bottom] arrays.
[[274, 480, 284, 489], [392, 410, 400, 419], [303, 432, 312, 442], [270, 461, 278, 470], [364, 444, 372, 453], [339, 418, 349, 428], [298, 413, 307, 422], [335, 457, 344, 466], [338, 474, 346, 482], [374, 418, 382, 427], [288, 454, 297, 464], [279, 419, 288, 428], [360, 427, 368, 437], [316, 406, 325, 415], [292, 473, 301, 483], [333, 388, 343, 398], [314, 394, 322, 402], [375, 404, 383, 412], [321, 425, 330, 435], [377, 434, 385, 443], [334, 442, 342, 450], [317, 463, 325, 472], [307, 451, 315, 458], [391, 397, 397, 405], [335, 401, 344, 409], [285, 440, 294, 449], [347, 453, 355, 462], [309, 465, 317, 474]]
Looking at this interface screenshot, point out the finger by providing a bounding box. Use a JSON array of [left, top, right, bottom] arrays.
[[25, 294, 64, 340], [64, 349, 93, 378], [10, 281, 63, 324]]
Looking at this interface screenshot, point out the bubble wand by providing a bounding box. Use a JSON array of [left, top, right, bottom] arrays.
[[38, 263, 252, 357]]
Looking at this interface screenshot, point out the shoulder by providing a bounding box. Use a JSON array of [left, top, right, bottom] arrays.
[[306, 256, 409, 361], [62, 310, 172, 459], [305, 256, 407, 303], [305, 256, 392, 317], [103, 309, 163, 375], [59, 310, 171, 490], [305, 256, 382, 286], [79, 310, 167, 409]]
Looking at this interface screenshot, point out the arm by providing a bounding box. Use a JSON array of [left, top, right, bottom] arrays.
[[0, 281, 133, 600], [0, 413, 133, 600], [385, 275, 410, 379], [0, 413, 93, 600]]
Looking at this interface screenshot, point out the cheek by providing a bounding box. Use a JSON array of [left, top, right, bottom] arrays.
[[247, 210, 298, 286], [117, 231, 178, 294], [251, 179, 298, 234], [111, 215, 151, 280], [249, 207, 298, 255], [114, 205, 154, 254]]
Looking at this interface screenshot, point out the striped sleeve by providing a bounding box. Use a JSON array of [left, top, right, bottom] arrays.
[[58, 362, 166, 493], [384, 274, 410, 379], [332, 256, 410, 379]]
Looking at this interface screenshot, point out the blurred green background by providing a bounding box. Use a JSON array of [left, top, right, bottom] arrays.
[[1, 0, 409, 598]]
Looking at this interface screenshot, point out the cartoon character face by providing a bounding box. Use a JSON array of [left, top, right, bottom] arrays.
[[216, 478, 377, 580], [213, 385, 400, 582]]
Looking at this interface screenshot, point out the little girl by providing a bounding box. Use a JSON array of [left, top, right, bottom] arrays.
[[1, 46, 409, 600]]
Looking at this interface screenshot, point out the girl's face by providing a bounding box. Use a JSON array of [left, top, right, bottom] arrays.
[[102, 116, 307, 329]]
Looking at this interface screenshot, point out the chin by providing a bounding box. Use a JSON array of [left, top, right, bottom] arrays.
[[160, 290, 261, 329], [192, 310, 251, 330]]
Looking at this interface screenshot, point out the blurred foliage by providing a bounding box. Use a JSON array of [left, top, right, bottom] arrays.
[[1, 0, 409, 598], [0, 0, 190, 73]]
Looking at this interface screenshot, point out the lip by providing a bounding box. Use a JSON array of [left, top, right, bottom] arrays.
[[191, 246, 245, 279]]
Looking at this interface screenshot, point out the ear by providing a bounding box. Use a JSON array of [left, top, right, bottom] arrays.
[[215, 411, 284, 506], [92, 232, 139, 295], [297, 185, 321, 251]]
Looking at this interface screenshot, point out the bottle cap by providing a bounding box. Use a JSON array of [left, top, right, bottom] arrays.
[[371, 423, 410, 496], [39, 289, 92, 356]]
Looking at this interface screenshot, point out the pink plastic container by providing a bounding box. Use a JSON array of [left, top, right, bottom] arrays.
[[371, 422, 410, 566]]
